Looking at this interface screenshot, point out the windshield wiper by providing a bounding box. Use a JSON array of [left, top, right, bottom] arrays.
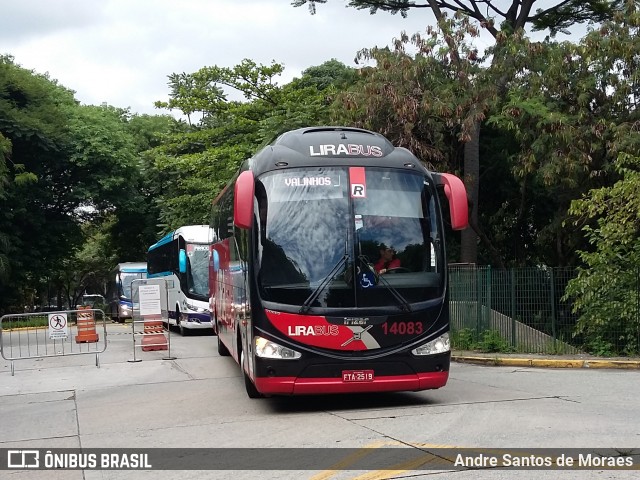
[[358, 255, 412, 312], [299, 250, 350, 314]]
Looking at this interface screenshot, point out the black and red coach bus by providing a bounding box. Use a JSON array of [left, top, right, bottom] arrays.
[[209, 126, 468, 397]]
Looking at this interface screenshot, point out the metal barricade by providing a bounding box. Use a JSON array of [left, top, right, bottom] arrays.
[[0, 309, 107, 375], [129, 278, 175, 362]]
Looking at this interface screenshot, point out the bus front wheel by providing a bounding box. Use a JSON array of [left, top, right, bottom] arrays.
[[176, 308, 188, 336], [217, 329, 230, 356], [240, 350, 263, 399]]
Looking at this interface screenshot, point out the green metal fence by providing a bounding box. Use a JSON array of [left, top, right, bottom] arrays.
[[448, 265, 640, 356]]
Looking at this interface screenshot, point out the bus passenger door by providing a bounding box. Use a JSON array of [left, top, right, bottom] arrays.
[[215, 240, 241, 360]]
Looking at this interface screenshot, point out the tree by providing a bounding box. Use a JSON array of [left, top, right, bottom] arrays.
[[104, 112, 179, 260], [0, 57, 167, 312], [486, 0, 639, 268], [327, 18, 507, 264], [0, 55, 79, 311], [259, 59, 357, 140], [147, 101, 263, 230], [560, 2, 640, 355], [53, 221, 118, 308], [566, 153, 640, 355], [293, 0, 623, 265], [477, 0, 639, 351], [151, 59, 357, 231], [0, 132, 11, 280]]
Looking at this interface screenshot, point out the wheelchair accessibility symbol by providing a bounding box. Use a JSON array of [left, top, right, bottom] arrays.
[[360, 271, 376, 289]]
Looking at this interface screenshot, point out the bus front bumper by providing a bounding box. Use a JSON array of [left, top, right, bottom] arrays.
[[255, 371, 448, 395]]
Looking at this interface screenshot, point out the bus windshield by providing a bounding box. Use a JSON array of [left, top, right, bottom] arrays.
[[119, 272, 146, 299], [256, 167, 443, 310], [186, 243, 209, 297]]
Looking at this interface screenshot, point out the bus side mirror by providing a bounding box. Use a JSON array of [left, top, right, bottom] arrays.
[[434, 173, 469, 231], [179, 249, 187, 274], [211, 249, 220, 273], [234, 170, 255, 229]]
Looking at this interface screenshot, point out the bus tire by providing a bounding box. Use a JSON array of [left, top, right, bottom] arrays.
[[217, 329, 230, 356], [241, 350, 263, 399], [176, 308, 186, 335]]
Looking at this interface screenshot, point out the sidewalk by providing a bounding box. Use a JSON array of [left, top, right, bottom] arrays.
[[451, 350, 640, 369]]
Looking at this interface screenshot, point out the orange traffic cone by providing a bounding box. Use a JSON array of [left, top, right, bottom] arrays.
[[75, 306, 99, 343], [141, 316, 168, 351]]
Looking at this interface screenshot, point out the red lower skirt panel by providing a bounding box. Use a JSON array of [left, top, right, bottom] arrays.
[[254, 371, 448, 395]]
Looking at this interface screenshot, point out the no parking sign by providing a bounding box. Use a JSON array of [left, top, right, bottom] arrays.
[[48, 313, 68, 339]]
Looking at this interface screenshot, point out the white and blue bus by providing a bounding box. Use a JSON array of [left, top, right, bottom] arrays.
[[147, 225, 212, 335], [107, 262, 147, 323]]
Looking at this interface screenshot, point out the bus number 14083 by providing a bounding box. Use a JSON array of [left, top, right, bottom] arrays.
[[381, 321, 424, 335]]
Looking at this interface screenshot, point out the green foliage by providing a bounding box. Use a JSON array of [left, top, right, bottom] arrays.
[[0, 131, 11, 197], [2, 0, 638, 358], [155, 72, 226, 123], [565, 155, 640, 356], [149, 58, 355, 232], [451, 327, 514, 353], [485, 1, 640, 267], [561, 2, 640, 356], [155, 59, 286, 124], [202, 59, 286, 105], [296, 59, 358, 91], [478, 330, 513, 353], [451, 328, 476, 350], [294, 0, 625, 267], [143, 112, 261, 231], [0, 131, 11, 280], [1, 315, 48, 330], [543, 338, 581, 355], [152, 60, 288, 229], [103, 114, 178, 260], [331, 15, 488, 168], [0, 232, 9, 282], [529, 0, 624, 36], [66, 105, 139, 210], [52, 221, 122, 308], [0, 57, 166, 312], [293, 0, 622, 36], [1, 56, 78, 312]]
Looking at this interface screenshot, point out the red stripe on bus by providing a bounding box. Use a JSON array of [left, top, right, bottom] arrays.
[[265, 310, 369, 350], [254, 372, 448, 395], [349, 166, 366, 198]]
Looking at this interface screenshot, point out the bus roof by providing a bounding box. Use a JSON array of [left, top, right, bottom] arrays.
[[248, 126, 422, 176], [116, 262, 147, 273], [148, 225, 209, 251]]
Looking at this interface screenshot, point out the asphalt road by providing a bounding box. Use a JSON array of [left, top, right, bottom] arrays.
[[1, 323, 639, 479]]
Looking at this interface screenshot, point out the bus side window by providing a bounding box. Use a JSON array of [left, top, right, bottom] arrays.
[[216, 187, 234, 240]]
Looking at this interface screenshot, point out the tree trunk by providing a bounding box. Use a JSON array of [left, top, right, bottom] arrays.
[[460, 120, 480, 264]]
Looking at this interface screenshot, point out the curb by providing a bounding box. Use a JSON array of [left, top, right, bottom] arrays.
[[451, 355, 640, 370]]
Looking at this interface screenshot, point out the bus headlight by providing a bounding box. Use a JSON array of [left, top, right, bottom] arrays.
[[255, 336, 301, 360], [185, 301, 207, 313], [411, 332, 450, 356]]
